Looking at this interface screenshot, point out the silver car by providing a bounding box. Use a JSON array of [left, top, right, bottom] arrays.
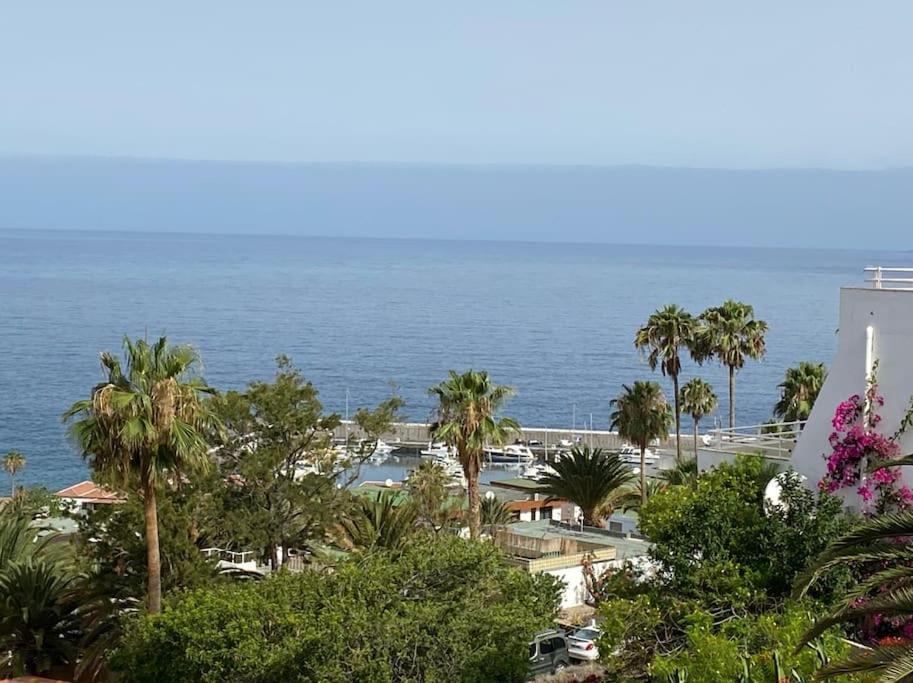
[[567, 626, 601, 662]]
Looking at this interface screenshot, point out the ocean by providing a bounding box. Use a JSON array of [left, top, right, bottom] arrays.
[[0, 228, 901, 490]]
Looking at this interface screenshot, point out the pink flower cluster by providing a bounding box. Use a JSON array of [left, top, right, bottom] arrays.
[[819, 386, 911, 514]]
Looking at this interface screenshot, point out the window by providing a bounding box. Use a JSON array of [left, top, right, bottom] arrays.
[[549, 637, 565, 652], [539, 639, 554, 655], [529, 644, 537, 659], [541, 506, 553, 519], [609, 521, 623, 533]]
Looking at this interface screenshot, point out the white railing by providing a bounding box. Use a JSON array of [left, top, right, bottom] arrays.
[[865, 266, 913, 290], [706, 420, 806, 458]]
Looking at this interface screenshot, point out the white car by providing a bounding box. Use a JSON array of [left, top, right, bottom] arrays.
[[566, 626, 601, 662]]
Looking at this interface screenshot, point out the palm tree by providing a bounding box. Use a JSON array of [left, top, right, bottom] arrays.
[[795, 509, 913, 679], [634, 305, 697, 464], [63, 336, 219, 614], [774, 361, 826, 424], [699, 300, 768, 429], [679, 378, 717, 467], [428, 370, 519, 540], [659, 456, 699, 487], [610, 382, 672, 506], [340, 491, 419, 551], [2, 452, 24, 498], [537, 445, 634, 527]]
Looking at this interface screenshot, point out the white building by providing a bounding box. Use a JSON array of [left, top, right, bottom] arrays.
[[791, 267, 913, 508]]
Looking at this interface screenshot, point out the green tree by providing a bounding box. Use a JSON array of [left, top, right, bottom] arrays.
[[699, 300, 768, 429], [641, 458, 852, 600], [659, 456, 699, 487], [112, 535, 560, 682], [537, 445, 633, 526], [679, 378, 717, 466], [774, 361, 827, 423], [63, 336, 219, 614], [610, 381, 672, 506], [428, 370, 519, 540], [211, 357, 404, 568], [340, 491, 419, 552], [2, 452, 25, 498], [635, 304, 698, 463]]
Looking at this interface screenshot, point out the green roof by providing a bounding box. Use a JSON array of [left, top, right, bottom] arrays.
[[490, 477, 549, 492]]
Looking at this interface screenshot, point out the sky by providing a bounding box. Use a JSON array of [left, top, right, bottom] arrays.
[[2, 1, 913, 169]]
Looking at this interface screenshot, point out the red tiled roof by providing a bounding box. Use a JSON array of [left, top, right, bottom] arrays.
[[54, 480, 124, 503]]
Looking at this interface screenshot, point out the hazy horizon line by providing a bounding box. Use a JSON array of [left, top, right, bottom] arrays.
[[3, 152, 911, 175], [2, 224, 907, 256]]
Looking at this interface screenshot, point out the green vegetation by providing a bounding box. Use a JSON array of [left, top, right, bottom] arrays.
[[679, 377, 717, 463], [111, 535, 560, 683], [428, 370, 519, 540], [610, 381, 672, 505], [537, 445, 633, 526], [0, 300, 893, 681], [698, 300, 768, 429], [775, 361, 827, 423], [594, 457, 858, 681], [63, 337, 220, 613], [634, 304, 699, 463], [2, 451, 25, 497]]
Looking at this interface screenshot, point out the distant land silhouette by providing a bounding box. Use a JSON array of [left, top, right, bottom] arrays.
[[1, 156, 911, 250]]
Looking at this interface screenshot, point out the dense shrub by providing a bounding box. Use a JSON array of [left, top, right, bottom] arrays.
[[112, 535, 560, 682]]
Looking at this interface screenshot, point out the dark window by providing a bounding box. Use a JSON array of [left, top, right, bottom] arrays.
[[541, 506, 553, 519], [539, 639, 554, 655], [549, 637, 565, 652], [609, 521, 623, 532]]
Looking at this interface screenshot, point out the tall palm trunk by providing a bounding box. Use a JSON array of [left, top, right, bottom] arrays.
[[466, 455, 481, 540], [142, 480, 162, 614], [693, 419, 700, 471], [639, 445, 647, 506], [8, 474, 13, 498], [672, 373, 682, 463], [728, 365, 735, 429]]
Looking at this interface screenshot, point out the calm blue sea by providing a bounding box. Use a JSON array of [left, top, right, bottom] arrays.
[[0, 229, 902, 490]]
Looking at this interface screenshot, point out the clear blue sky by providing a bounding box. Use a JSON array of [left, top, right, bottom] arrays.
[[2, 1, 912, 169]]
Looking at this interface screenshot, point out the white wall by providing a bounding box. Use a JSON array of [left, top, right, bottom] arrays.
[[792, 287, 913, 508], [547, 559, 615, 609]]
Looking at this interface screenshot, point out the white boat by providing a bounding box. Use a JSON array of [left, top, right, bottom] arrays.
[[372, 440, 397, 455], [617, 444, 658, 464], [420, 441, 457, 459], [486, 444, 535, 463], [521, 462, 553, 479]]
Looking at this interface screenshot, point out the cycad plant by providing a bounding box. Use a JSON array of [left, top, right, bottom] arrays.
[[428, 370, 519, 540], [635, 304, 697, 463], [610, 382, 672, 506], [699, 300, 768, 429], [537, 445, 633, 526], [774, 362, 827, 424], [63, 336, 220, 613]]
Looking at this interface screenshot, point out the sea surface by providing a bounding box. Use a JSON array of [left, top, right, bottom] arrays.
[[0, 229, 903, 490]]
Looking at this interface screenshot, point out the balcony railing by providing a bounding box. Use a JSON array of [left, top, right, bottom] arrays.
[[704, 420, 806, 459], [865, 266, 913, 290]]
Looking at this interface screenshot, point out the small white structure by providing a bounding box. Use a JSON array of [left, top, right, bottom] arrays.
[[792, 267, 913, 507]]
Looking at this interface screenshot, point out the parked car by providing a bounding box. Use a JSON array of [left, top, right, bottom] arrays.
[[567, 626, 601, 662], [528, 629, 571, 678]]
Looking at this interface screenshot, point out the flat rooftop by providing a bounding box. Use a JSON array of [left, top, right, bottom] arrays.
[[505, 519, 650, 561]]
